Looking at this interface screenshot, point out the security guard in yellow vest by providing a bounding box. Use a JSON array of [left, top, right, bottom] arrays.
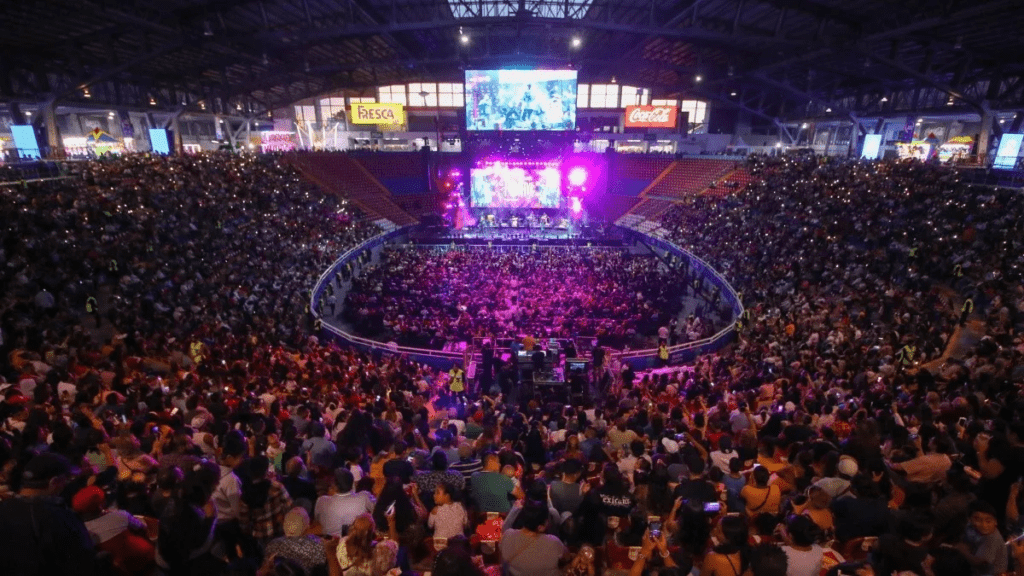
[[658, 343, 669, 366], [86, 296, 100, 327], [896, 344, 916, 367], [448, 365, 465, 396], [190, 340, 206, 365], [109, 259, 118, 273], [953, 263, 963, 278], [959, 298, 974, 326]]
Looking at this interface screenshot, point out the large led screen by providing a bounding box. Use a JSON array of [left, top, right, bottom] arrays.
[[994, 134, 1023, 169], [465, 69, 577, 131], [11, 125, 41, 159], [861, 134, 882, 160], [470, 162, 562, 209]]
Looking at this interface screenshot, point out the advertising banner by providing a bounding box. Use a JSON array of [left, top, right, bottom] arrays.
[[624, 105, 678, 129], [350, 102, 405, 125]]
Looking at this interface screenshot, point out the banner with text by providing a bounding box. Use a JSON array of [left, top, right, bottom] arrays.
[[350, 102, 405, 126], [624, 105, 678, 129]]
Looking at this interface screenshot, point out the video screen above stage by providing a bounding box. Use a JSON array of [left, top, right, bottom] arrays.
[[470, 161, 562, 209], [465, 69, 577, 131]]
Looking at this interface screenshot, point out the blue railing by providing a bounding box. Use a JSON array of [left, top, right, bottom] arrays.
[[310, 224, 744, 370]]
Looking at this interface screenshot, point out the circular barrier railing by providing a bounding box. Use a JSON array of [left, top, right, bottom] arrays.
[[310, 224, 744, 371]]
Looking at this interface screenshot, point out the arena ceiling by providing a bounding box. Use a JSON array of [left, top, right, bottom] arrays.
[[2, 0, 1023, 122]]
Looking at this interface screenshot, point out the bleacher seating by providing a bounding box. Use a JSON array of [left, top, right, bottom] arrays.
[[588, 193, 642, 222], [703, 166, 755, 198], [287, 152, 418, 226], [351, 152, 428, 196], [644, 158, 735, 200], [608, 155, 673, 197]]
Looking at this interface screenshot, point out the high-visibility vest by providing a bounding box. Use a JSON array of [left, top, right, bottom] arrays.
[[658, 345, 669, 360], [897, 345, 916, 365], [953, 264, 963, 278], [961, 299, 974, 314], [109, 259, 118, 272], [448, 368, 465, 393], [909, 246, 918, 258], [190, 341, 205, 364], [86, 296, 98, 313], [735, 320, 744, 332]]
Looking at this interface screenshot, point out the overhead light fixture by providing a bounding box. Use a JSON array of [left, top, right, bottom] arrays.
[[460, 33, 469, 45], [916, 118, 923, 124], [947, 96, 955, 106], [25, 111, 32, 116], [730, 91, 737, 96], [108, 111, 115, 118], [880, 96, 888, 102], [695, 75, 703, 82], [610, 76, 617, 83], [825, 107, 832, 112], [571, 37, 582, 48], [801, 123, 808, 129], [149, 97, 157, 105], [82, 88, 91, 98]]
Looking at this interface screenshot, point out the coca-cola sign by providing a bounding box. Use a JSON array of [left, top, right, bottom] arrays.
[[624, 105, 678, 128]]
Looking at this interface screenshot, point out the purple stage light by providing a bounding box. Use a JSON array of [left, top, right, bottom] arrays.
[[570, 196, 583, 214], [568, 167, 587, 187]]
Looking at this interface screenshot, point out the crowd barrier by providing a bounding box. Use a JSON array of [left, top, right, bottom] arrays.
[[310, 224, 744, 372]]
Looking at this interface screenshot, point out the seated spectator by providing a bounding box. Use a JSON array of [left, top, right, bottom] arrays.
[[499, 500, 567, 576], [779, 515, 842, 576], [741, 466, 782, 518], [327, 513, 398, 576], [73, 485, 155, 576], [700, 513, 749, 576], [263, 507, 327, 576], [471, 453, 524, 514], [958, 500, 1008, 576], [315, 469, 375, 538], [428, 481, 468, 540]]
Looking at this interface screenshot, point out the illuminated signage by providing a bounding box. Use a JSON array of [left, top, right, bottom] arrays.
[[350, 102, 405, 125], [624, 105, 678, 128]]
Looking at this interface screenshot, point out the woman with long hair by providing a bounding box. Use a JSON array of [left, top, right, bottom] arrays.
[[699, 514, 749, 576], [327, 513, 398, 576]]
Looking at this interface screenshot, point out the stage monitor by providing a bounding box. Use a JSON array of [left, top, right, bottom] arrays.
[[861, 134, 882, 160], [565, 358, 589, 373], [471, 161, 562, 209], [994, 134, 1023, 169], [11, 125, 41, 159], [464, 69, 577, 131]]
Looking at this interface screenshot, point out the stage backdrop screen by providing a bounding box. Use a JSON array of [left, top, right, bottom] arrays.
[[465, 69, 577, 131], [470, 162, 562, 209]]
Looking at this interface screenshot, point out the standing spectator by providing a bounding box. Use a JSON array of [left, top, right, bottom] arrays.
[[240, 455, 294, 547], [0, 453, 96, 576]]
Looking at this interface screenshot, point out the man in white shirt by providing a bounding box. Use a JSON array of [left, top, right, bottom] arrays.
[[212, 431, 246, 558], [314, 469, 375, 537]]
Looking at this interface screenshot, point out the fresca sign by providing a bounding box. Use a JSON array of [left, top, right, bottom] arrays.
[[350, 102, 405, 125], [624, 105, 678, 128]]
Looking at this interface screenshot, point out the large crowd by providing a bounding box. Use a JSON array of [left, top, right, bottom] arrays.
[[0, 151, 1022, 576], [342, 246, 691, 350]]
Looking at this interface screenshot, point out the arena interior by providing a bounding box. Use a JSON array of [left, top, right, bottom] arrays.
[[3, 2, 1024, 576]]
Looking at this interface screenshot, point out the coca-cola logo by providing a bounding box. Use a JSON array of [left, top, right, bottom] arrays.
[[624, 105, 677, 127]]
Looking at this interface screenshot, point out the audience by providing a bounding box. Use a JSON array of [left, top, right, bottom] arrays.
[[1, 152, 1023, 576]]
